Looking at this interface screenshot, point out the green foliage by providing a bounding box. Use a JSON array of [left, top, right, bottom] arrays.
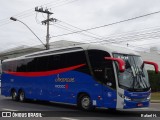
[[151, 92, 160, 100], [147, 70, 160, 92]]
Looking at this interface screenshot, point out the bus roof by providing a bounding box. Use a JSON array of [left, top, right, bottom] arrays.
[[3, 43, 139, 62], [88, 43, 139, 55]]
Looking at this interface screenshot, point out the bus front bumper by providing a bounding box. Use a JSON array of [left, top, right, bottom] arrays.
[[123, 100, 150, 109]]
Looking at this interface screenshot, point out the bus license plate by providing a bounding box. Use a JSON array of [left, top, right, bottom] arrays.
[[137, 103, 143, 107]]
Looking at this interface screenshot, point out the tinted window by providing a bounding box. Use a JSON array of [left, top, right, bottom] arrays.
[[2, 61, 17, 72], [88, 50, 116, 89], [2, 51, 90, 75], [65, 51, 90, 74], [17, 59, 27, 72], [2, 62, 8, 72], [36, 56, 49, 71]]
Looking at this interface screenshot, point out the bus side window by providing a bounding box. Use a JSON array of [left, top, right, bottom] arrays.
[[88, 50, 110, 83], [36, 56, 49, 71], [65, 51, 90, 74], [2, 63, 8, 72], [53, 55, 61, 70], [3, 61, 17, 72], [25, 58, 37, 72], [47, 54, 66, 71], [17, 60, 27, 72], [88, 50, 116, 89]]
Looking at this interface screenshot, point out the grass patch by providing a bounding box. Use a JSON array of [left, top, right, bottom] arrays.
[[151, 92, 160, 100]]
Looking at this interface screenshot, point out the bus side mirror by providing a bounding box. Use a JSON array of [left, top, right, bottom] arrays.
[[104, 57, 125, 72], [144, 61, 159, 74]]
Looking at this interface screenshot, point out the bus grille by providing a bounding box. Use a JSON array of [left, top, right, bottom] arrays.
[[131, 98, 147, 102]]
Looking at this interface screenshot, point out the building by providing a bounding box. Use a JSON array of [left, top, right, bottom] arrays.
[[138, 47, 160, 70], [0, 40, 84, 60]]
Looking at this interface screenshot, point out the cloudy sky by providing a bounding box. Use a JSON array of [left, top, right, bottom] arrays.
[[1, 0, 160, 52]]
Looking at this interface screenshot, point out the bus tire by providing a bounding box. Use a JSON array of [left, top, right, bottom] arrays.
[[11, 90, 18, 101], [78, 94, 93, 110], [19, 90, 25, 102]]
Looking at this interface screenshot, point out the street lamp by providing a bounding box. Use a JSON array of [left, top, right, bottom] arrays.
[[10, 17, 46, 49]]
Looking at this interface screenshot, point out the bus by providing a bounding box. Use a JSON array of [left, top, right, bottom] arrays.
[[1, 44, 159, 110]]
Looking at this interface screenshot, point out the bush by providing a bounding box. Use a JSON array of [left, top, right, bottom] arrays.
[[147, 70, 160, 92]]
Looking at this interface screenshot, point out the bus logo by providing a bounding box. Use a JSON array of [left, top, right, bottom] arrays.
[[55, 74, 75, 83]]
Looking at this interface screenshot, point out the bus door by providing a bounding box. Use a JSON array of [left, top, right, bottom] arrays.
[[102, 67, 117, 108], [88, 50, 116, 107], [104, 57, 125, 109]]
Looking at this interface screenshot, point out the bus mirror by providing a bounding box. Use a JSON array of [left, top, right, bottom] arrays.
[[144, 61, 159, 74], [104, 57, 125, 72]]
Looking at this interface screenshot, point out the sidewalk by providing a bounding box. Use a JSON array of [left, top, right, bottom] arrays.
[[151, 100, 160, 103]]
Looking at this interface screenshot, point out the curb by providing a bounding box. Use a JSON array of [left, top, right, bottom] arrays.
[[151, 100, 160, 103]]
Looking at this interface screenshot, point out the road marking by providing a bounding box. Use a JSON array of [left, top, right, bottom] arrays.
[[137, 108, 149, 109], [2, 108, 18, 111], [61, 117, 79, 120]]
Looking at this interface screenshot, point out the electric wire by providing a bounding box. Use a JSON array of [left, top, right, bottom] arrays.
[[0, 0, 79, 26], [1, 2, 160, 52], [50, 10, 160, 38]]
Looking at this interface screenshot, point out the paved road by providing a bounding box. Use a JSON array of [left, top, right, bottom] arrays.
[[0, 90, 159, 120]]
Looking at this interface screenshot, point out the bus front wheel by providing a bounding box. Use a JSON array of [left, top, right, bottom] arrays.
[[19, 90, 25, 102], [78, 94, 93, 110]]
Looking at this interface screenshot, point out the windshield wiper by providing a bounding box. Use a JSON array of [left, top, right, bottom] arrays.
[[135, 66, 148, 88]]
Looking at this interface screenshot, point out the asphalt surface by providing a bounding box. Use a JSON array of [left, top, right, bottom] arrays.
[[0, 89, 159, 120]]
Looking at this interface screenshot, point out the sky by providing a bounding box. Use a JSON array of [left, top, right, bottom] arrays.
[[1, 0, 160, 52]]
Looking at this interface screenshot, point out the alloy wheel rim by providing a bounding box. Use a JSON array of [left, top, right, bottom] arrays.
[[12, 92, 17, 100], [20, 92, 24, 101], [82, 97, 90, 109]]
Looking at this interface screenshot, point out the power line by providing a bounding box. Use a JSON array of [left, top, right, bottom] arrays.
[[51, 21, 160, 46], [105, 30, 160, 44], [58, 20, 105, 39], [54, 23, 104, 42], [50, 10, 160, 38], [3, 9, 160, 52], [51, 23, 160, 45], [56, 19, 160, 45], [0, 0, 79, 26], [47, 0, 79, 8], [49, 19, 160, 51], [55, 18, 160, 42]]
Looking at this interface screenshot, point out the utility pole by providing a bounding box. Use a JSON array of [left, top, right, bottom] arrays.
[[35, 7, 57, 50]]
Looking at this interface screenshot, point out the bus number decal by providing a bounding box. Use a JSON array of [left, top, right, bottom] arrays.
[[55, 84, 69, 89]]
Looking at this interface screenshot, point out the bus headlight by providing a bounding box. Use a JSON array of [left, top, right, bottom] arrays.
[[118, 93, 131, 101], [124, 96, 131, 101], [147, 94, 151, 100]]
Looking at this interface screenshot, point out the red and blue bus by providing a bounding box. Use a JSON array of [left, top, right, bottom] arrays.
[[1, 44, 159, 110]]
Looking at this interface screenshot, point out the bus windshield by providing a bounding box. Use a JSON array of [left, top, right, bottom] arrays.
[[113, 53, 150, 92]]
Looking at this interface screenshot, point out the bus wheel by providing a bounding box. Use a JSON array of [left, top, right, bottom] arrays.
[[19, 90, 25, 102], [79, 94, 93, 110], [11, 90, 18, 101]]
